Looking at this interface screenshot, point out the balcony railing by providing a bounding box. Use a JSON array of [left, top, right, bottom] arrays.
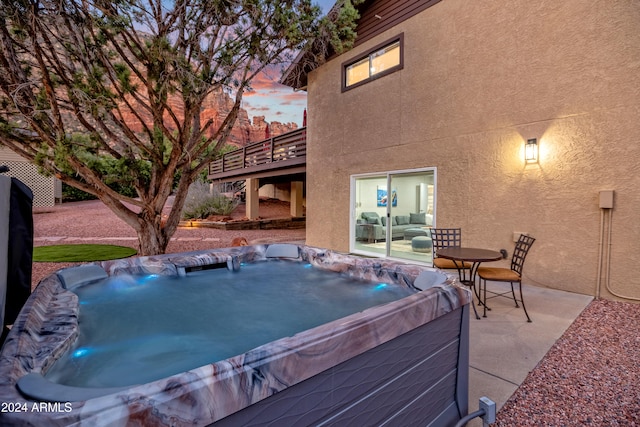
[[208, 127, 306, 179]]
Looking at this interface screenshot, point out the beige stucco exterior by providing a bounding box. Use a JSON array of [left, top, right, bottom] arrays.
[[305, 0, 640, 300]]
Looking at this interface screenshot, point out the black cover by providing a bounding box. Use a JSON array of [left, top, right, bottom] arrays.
[[4, 178, 33, 326]]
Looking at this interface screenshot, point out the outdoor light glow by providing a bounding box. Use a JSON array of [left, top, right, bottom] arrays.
[[525, 138, 538, 164]]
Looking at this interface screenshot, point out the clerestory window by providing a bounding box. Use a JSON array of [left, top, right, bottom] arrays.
[[342, 34, 403, 91]]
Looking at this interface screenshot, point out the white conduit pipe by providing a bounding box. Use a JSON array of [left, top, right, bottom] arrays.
[[600, 207, 640, 301]]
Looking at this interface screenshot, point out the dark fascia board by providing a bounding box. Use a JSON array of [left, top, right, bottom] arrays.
[[208, 157, 307, 182]]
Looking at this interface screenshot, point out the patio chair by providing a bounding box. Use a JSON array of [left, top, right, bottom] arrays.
[[430, 228, 472, 271], [431, 227, 479, 317], [477, 234, 536, 322]]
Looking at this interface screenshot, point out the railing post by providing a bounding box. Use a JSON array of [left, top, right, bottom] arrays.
[[207, 127, 307, 178], [270, 137, 275, 162]]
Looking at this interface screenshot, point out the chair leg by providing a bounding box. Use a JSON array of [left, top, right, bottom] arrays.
[[460, 278, 480, 320], [464, 281, 481, 320], [518, 281, 532, 323], [481, 278, 489, 318], [454, 267, 480, 320], [510, 282, 519, 308], [470, 295, 481, 320]]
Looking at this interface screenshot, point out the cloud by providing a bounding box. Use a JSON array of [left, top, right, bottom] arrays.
[[242, 68, 308, 125], [244, 103, 272, 113]]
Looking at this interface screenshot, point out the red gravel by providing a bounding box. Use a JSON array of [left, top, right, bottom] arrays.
[[496, 298, 640, 425]]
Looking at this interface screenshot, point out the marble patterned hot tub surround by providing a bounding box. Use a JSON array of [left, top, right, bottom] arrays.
[[0, 244, 471, 426]]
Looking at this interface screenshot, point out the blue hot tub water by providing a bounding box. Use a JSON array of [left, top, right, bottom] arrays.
[[44, 260, 415, 389]]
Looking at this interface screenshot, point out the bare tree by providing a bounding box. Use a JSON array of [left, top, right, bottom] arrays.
[[0, 0, 360, 255]]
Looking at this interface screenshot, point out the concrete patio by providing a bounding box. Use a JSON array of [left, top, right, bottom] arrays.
[[467, 281, 593, 425]]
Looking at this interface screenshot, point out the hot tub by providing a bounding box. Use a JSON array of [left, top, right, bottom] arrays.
[[0, 244, 471, 426]]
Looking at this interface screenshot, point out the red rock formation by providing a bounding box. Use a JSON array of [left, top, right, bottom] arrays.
[[248, 116, 299, 144], [118, 86, 297, 148]]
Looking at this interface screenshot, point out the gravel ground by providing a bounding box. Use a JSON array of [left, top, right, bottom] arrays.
[[496, 298, 640, 426], [29, 199, 640, 425], [31, 198, 305, 288]]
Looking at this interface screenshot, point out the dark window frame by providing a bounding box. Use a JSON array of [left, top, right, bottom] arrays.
[[342, 33, 404, 92]]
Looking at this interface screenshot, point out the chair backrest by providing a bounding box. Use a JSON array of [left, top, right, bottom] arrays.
[[511, 234, 536, 275], [431, 228, 462, 257]]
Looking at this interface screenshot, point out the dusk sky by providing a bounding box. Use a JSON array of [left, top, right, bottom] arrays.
[[241, 0, 335, 127]]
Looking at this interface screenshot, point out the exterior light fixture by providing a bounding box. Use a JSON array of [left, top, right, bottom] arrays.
[[525, 138, 538, 164]]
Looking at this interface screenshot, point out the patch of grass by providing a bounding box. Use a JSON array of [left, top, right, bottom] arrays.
[[33, 244, 137, 262]]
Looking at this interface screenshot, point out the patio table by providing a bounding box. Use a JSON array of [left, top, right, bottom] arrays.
[[435, 247, 502, 319]]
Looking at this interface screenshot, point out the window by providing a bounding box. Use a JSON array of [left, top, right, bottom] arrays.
[[351, 168, 436, 265], [342, 34, 403, 91]]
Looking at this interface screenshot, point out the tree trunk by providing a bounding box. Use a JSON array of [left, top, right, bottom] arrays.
[[136, 207, 171, 256]]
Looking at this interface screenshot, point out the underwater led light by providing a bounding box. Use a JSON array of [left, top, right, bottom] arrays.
[[72, 348, 93, 358], [139, 274, 159, 283]]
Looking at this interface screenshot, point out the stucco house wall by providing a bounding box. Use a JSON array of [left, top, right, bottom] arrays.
[[305, 0, 640, 300]]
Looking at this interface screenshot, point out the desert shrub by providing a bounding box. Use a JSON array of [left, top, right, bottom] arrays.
[[62, 183, 97, 202], [181, 181, 239, 219]]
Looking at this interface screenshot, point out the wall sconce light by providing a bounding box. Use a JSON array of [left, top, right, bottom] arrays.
[[525, 138, 538, 164]]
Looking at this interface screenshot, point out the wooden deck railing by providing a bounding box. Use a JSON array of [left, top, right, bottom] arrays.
[[208, 127, 306, 178]]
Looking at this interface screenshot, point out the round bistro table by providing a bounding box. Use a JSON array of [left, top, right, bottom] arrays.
[[435, 247, 502, 319]]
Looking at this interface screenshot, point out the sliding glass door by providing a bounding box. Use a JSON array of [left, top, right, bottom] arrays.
[[351, 168, 436, 264]]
